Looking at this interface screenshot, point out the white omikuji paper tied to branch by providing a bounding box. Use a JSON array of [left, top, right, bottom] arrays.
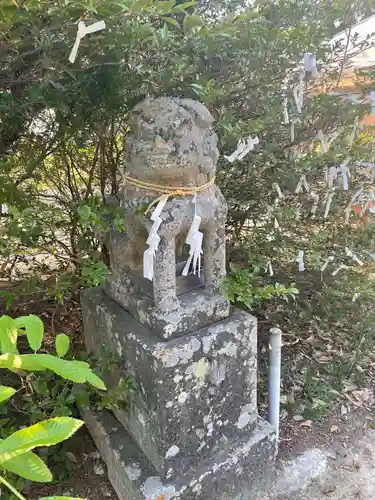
[[236, 136, 259, 161], [69, 20, 106, 63], [224, 138, 246, 163], [294, 175, 309, 194], [339, 163, 350, 191], [283, 97, 290, 124], [293, 71, 304, 113], [224, 136, 259, 163], [345, 247, 364, 266], [272, 182, 284, 199], [303, 52, 320, 79], [297, 250, 305, 272], [324, 191, 334, 218], [321, 255, 334, 272], [310, 191, 319, 215]]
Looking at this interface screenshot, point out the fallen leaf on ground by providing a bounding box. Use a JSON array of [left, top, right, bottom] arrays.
[[343, 384, 358, 393], [344, 393, 362, 407], [300, 420, 313, 427]]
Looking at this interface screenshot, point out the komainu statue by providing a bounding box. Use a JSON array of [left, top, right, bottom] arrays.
[[106, 97, 227, 316]]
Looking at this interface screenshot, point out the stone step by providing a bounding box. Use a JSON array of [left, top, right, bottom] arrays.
[[81, 406, 277, 500]]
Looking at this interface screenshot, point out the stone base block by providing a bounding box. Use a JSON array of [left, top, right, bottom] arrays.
[[105, 276, 230, 340], [81, 406, 277, 500], [81, 287, 259, 479]]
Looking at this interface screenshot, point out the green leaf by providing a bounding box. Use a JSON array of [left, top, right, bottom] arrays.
[[40, 497, 87, 500], [14, 315, 44, 352], [153, 0, 175, 13], [0, 385, 16, 403], [56, 334, 70, 358], [163, 16, 179, 26], [159, 22, 169, 42], [1, 446, 53, 482], [0, 354, 106, 390], [85, 368, 107, 391], [183, 13, 202, 31], [0, 417, 84, 464], [77, 205, 91, 224], [0, 316, 18, 354]]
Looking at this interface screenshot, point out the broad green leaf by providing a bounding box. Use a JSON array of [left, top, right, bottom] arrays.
[[0, 354, 106, 390], [56, 333, 70, 358], [15, 315, 44, 352], [77, 205, 91, 224], [0, 385, 16, 403], [1, 443, 52, 482], [0, 353, 45, 372], [0, 417, 84, 464], [183, 14, 203, 31], [39, 356, 94, 384], [85, 367, 106, 391], [0, 315, 18, 354]]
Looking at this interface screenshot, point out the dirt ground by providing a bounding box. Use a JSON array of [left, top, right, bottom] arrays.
[[23, 401, 375, 500]]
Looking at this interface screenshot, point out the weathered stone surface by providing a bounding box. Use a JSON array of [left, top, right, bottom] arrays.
[[81, 406, 277, 500], [105, 275, 230, 340], [105, 96, 228, 317], [82, 287, 259, 479]]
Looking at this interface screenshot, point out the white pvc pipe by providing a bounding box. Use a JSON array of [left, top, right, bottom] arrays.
[[268, 327, 282, 442]]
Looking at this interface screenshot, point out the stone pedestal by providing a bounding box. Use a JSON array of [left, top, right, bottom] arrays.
[[80, 96, 276, 500], [81, 288, 277, 500]]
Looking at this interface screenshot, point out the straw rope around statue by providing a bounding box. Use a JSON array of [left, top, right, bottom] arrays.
[[122, 173, 216, 281]]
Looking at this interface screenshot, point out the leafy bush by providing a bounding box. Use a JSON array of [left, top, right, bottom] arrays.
[[0, 314, 108, 499], [0, 0, 374, 424], [222, 264, 298, 310]]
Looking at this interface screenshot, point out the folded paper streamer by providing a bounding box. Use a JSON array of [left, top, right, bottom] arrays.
[[143, 195, 167, 281], [296, 250, 305, 272], [69, 20, 106, 63], [224, 136, 259, 163], [123, 174, 215, 282], [182, 199, 203, 278]]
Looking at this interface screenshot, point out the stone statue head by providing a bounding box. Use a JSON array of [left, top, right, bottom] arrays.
[[124, 97, 219, 187]]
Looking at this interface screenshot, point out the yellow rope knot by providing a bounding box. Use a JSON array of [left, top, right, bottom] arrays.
[[122, 174, 216, 215]]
